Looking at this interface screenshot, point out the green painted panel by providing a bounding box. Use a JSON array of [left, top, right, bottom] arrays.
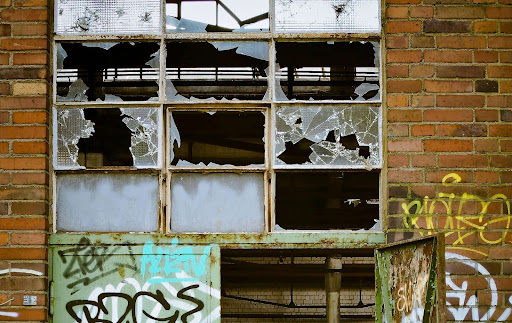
[[375, 237, 439, 323], [50, 237, 220, 323]]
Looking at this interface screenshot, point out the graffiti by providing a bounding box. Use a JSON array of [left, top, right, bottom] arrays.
[[446, 252, 512, 322], [140, 238, 211, 284], [58, 237, 138, 290], [401, 173, 512, 245], [0, 268, 44, 318]]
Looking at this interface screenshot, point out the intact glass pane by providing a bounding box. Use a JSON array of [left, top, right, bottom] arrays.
[[171, 173, 265, 232], [56, 174, 159, 232], [56, 0, 161, 35], [275, 0, 380, 33]]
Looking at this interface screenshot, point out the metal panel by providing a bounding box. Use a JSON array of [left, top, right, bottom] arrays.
[[50, 238, 220, 322], [375, 235, 445, 323]]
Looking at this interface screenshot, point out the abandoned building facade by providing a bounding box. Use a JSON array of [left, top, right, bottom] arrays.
[[0, 0, 511, 321]]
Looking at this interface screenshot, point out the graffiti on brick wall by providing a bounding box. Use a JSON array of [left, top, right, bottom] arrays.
[[0, 268, 44, 318], [53, 238, 220, 323], [446, 252, 512, 322], [401, 173, 511, 245]]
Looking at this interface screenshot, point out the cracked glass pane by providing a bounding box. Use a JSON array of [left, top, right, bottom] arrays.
[[275, 42, 379, 101], [275, 0, 380, 33], [57, 174, 159, 232], [166, 0, 268, 33], [55, 108, 160, 169], [275, 106, 380, 167], [170, 111, 264, 166], [171, 173, 264, 232], [56, 42, 159, 102], [275, 172, 379, 230], [166, 41, 268, 101], [56, 0, 161, 35]]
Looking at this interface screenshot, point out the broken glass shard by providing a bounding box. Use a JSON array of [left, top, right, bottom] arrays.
[[56, 42, 159, 102], [56, 0, 161, 35], [170, 111, 265, 166], [166, 41, 268, 101], [275, 0, 380, 33], [166, 0, 268, 33], [275, 106, 380, 167], [57, 173, 159, 232], [275, 42, 380, 101], [171, 173, 265, 232]]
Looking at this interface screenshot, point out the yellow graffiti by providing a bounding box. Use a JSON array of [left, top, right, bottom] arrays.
[[401, 173, 512, 245]]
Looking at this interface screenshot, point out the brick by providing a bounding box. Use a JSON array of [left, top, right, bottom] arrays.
[[437, 36, 486, 49], [0, 38, 47, 51], [12, 142, 47, 154], [424, 80, 472, 93], [490, 246, 512, 259], [475, 80, 499, 92], [438, 66, 485, 78], [12, 173, 47, 185], [424, 109, 473, 122], [0, 112, 9, 123], [501, 140, 512, 152], [388, 139, 422, 152], [411, 36, 435, 48], [387, 65, 409, 77], [0, 83, 9, 95], [12, 23, 46, 36], [502, 110, 512, 121], [6, 309, 47, 321], [487, 7, 512, 18], [0, 0, 12, 4], [388, 0, 420, 4], [0, 142, 8, 153], [424, 50, 472, 62], [0, 218, 46, 230], [411, 65, 435, 77], [425, 0, 472, 3], [476, 109, 499, 121], [411, 6, 434, 18], [11, 233, 46, 245], [412, 155, 436, 167], [436, 6, 485, 18], [11, 201, 46, 215], [437, 124, 487, 137], [437, 95, 485, 107], [12, 83, 46, 95], [426, 170, 472, 182], [424, 20, 470, 33], [0, 126, 46, 139], [388, 155, 409, 167], [388, 124, 409, 137], [0, 158, 47, 170], [387, 7, 409, 18], [424, 139, 473, 151], [13, 53, 47, 65], [388, 170, 423, 183], [490, 155, 512, 167], [412, 95, 434, 107], [489, 36, 512, 49], [502, 22, 512, 34], [489, 66, 512, 78], [0, 24, 10, 36], [475, 50, 499, 63], [14, 0, 47, 6], [0, 9, 47, 21], [411, 124, 435, 136], [388, 80, 422, 93], [387, 94, 409, 107], [12, 111, 47, 124], [474, 21, 498, 33], [438, 155, 488, 167], [0, 68, 46, 79], [475, 171, 499, 183], [387, 36, 408, 49], [502, 80, 512, 93], [0, 97, 46, 109], [389, 109, 422, 122], [489, 95, 512, 107], [387, 21, 422, 33], [502, 51, 512, 63], [490, 125, 512, 137], [387, 50, 422, 63], [0, 53, 8, 65], [0, 277, 46, 290]]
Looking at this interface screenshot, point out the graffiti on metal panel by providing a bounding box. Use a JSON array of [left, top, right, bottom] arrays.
[[140, 238, 212, 284], [401, 173, 512, 245]]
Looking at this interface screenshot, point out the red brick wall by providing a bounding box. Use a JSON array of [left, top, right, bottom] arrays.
[[385, 0, 512, 321], [0, 0, 49, 321]]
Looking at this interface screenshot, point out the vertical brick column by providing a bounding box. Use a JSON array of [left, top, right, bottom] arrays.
[[0, 0, 49, 321], [385, 0, 512, 320]]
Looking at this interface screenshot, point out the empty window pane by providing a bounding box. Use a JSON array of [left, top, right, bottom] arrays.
[[171, 173, 265, 232], [275, 42, 379, 101], [275, 172, 380, 230], [166, 41, 269, 101], [170, 111, 265, 166], [56, 0, 161, 35], [275, 0, 380, 33], [56, 174, 159, 232], [56, 42, 159, 102]]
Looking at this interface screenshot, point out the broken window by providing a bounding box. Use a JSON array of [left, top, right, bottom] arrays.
[[56, 42, 160, 102], [170, 173, 265, 232], [275, 42, 380, 101], [166, 0, 269, 32], [54, 107, 161, 169], [170, 111, 265, 166], [56, 173, 159, 232], [275, 0, 380, 33], [275, 172, 380, 231], [56, 0, 161, 35], [275, 106, 380, 167], [166, 41, 269, 101]]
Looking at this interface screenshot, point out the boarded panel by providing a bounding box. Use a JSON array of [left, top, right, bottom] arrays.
[[50, 238, 220, 322], [375, 235, 445, 323]]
